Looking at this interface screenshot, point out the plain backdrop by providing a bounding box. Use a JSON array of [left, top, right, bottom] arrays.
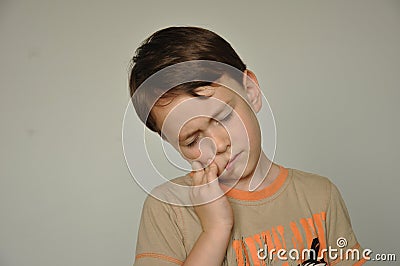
[[1, 0, 399, 265]]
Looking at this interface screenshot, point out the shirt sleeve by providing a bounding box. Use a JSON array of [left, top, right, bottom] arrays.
[[133, 195, 186, 266], [325, 182, 367, 265]]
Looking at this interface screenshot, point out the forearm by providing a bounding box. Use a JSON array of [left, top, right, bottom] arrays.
[[182, 227, 232, 266]]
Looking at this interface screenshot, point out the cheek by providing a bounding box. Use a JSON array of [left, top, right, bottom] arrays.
[[180, 147, 201, 161], [180, 141, 216, 164], [231, 112, 260, 149], [241, 105, 260, 134], [227, 115, 252, 144]]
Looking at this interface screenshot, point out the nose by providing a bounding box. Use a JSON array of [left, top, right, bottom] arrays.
[[209, 122, 230, 154]]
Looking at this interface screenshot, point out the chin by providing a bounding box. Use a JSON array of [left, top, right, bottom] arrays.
[[218, 167, 244, 183]]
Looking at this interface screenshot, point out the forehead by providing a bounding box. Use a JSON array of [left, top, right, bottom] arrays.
[[155, 86, 229, 126], [152, 83, 242, 138]]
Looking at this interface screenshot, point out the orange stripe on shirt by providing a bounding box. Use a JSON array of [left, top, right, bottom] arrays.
[[306, 217, 317, 237], [222, 165, 288, 201], [321, 211, 327, 221], [290, 222, 305, 264], [313, 212, 327, 260], [241, 239, 251, 266], [272, 227, 283, 252], [261, 230, 275, 256], [245, 236, 263, 266], [300, 218, 314, 249], [253, 235, 267, 266], [135, 253, 183, 265], [232, 239, 246, 266], [277, 225, 287, 250], [354, 257, 367, 266], [290, 222, 305, 252]]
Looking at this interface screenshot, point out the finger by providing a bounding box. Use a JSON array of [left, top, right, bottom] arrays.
[[191, 168, 204, 186], [206, 162, 219, 183], [204, 163, 210, 174], [202, 162, 212, 184], [191, 161, 203, 171]]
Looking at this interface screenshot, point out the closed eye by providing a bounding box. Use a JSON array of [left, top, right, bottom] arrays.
[[186, 135, 199, 147]]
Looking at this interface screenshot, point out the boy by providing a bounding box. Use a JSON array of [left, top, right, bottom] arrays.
[[128, 26, 365, 265]]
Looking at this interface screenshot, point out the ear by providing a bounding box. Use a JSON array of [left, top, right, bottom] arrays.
[[242, 69, 262, 113]]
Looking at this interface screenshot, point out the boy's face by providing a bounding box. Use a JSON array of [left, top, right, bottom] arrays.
[[152, 71, 262, 184]]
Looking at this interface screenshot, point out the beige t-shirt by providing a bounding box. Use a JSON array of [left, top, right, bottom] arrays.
[[134, 166, 366, 265]]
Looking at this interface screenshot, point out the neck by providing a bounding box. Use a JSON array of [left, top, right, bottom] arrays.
[[223, 151, 279, 192]]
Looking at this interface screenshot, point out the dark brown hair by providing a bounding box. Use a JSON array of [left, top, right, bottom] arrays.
[[129, 26, 246, 133]]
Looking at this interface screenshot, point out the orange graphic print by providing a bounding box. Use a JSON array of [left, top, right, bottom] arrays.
[[232, 212, 327, 265]]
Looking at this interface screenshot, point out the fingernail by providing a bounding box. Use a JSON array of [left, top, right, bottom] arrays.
[[191, 161, 202, 171]]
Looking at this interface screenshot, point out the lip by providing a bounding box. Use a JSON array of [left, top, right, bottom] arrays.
[[225, 152, 241, 171]]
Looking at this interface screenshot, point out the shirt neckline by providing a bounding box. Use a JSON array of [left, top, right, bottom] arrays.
[[221, 165, 289, 201]]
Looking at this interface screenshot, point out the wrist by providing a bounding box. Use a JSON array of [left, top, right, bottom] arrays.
[[204, 224, 233, 236]]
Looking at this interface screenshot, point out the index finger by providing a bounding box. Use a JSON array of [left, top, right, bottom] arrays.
[[190, 161, 203, 172]]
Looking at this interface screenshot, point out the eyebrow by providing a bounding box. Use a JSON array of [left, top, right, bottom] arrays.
[[179, 100, 232, 142]]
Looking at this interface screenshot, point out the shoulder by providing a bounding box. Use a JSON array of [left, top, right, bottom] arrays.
[[146, 174, 193, 207], [289, 168, 333, 191], [287, 167, 335, 210]]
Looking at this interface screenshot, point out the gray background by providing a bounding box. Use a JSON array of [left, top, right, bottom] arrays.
[[1, 0, 399, 265]]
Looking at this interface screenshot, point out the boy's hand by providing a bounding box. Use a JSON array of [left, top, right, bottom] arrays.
[[189, 161, 234, 232]]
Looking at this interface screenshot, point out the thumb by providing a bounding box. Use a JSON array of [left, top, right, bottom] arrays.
[[191, 161, 203, 172]]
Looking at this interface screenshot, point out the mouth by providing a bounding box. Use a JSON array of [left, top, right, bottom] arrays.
[[224, 152, 241, 171]]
